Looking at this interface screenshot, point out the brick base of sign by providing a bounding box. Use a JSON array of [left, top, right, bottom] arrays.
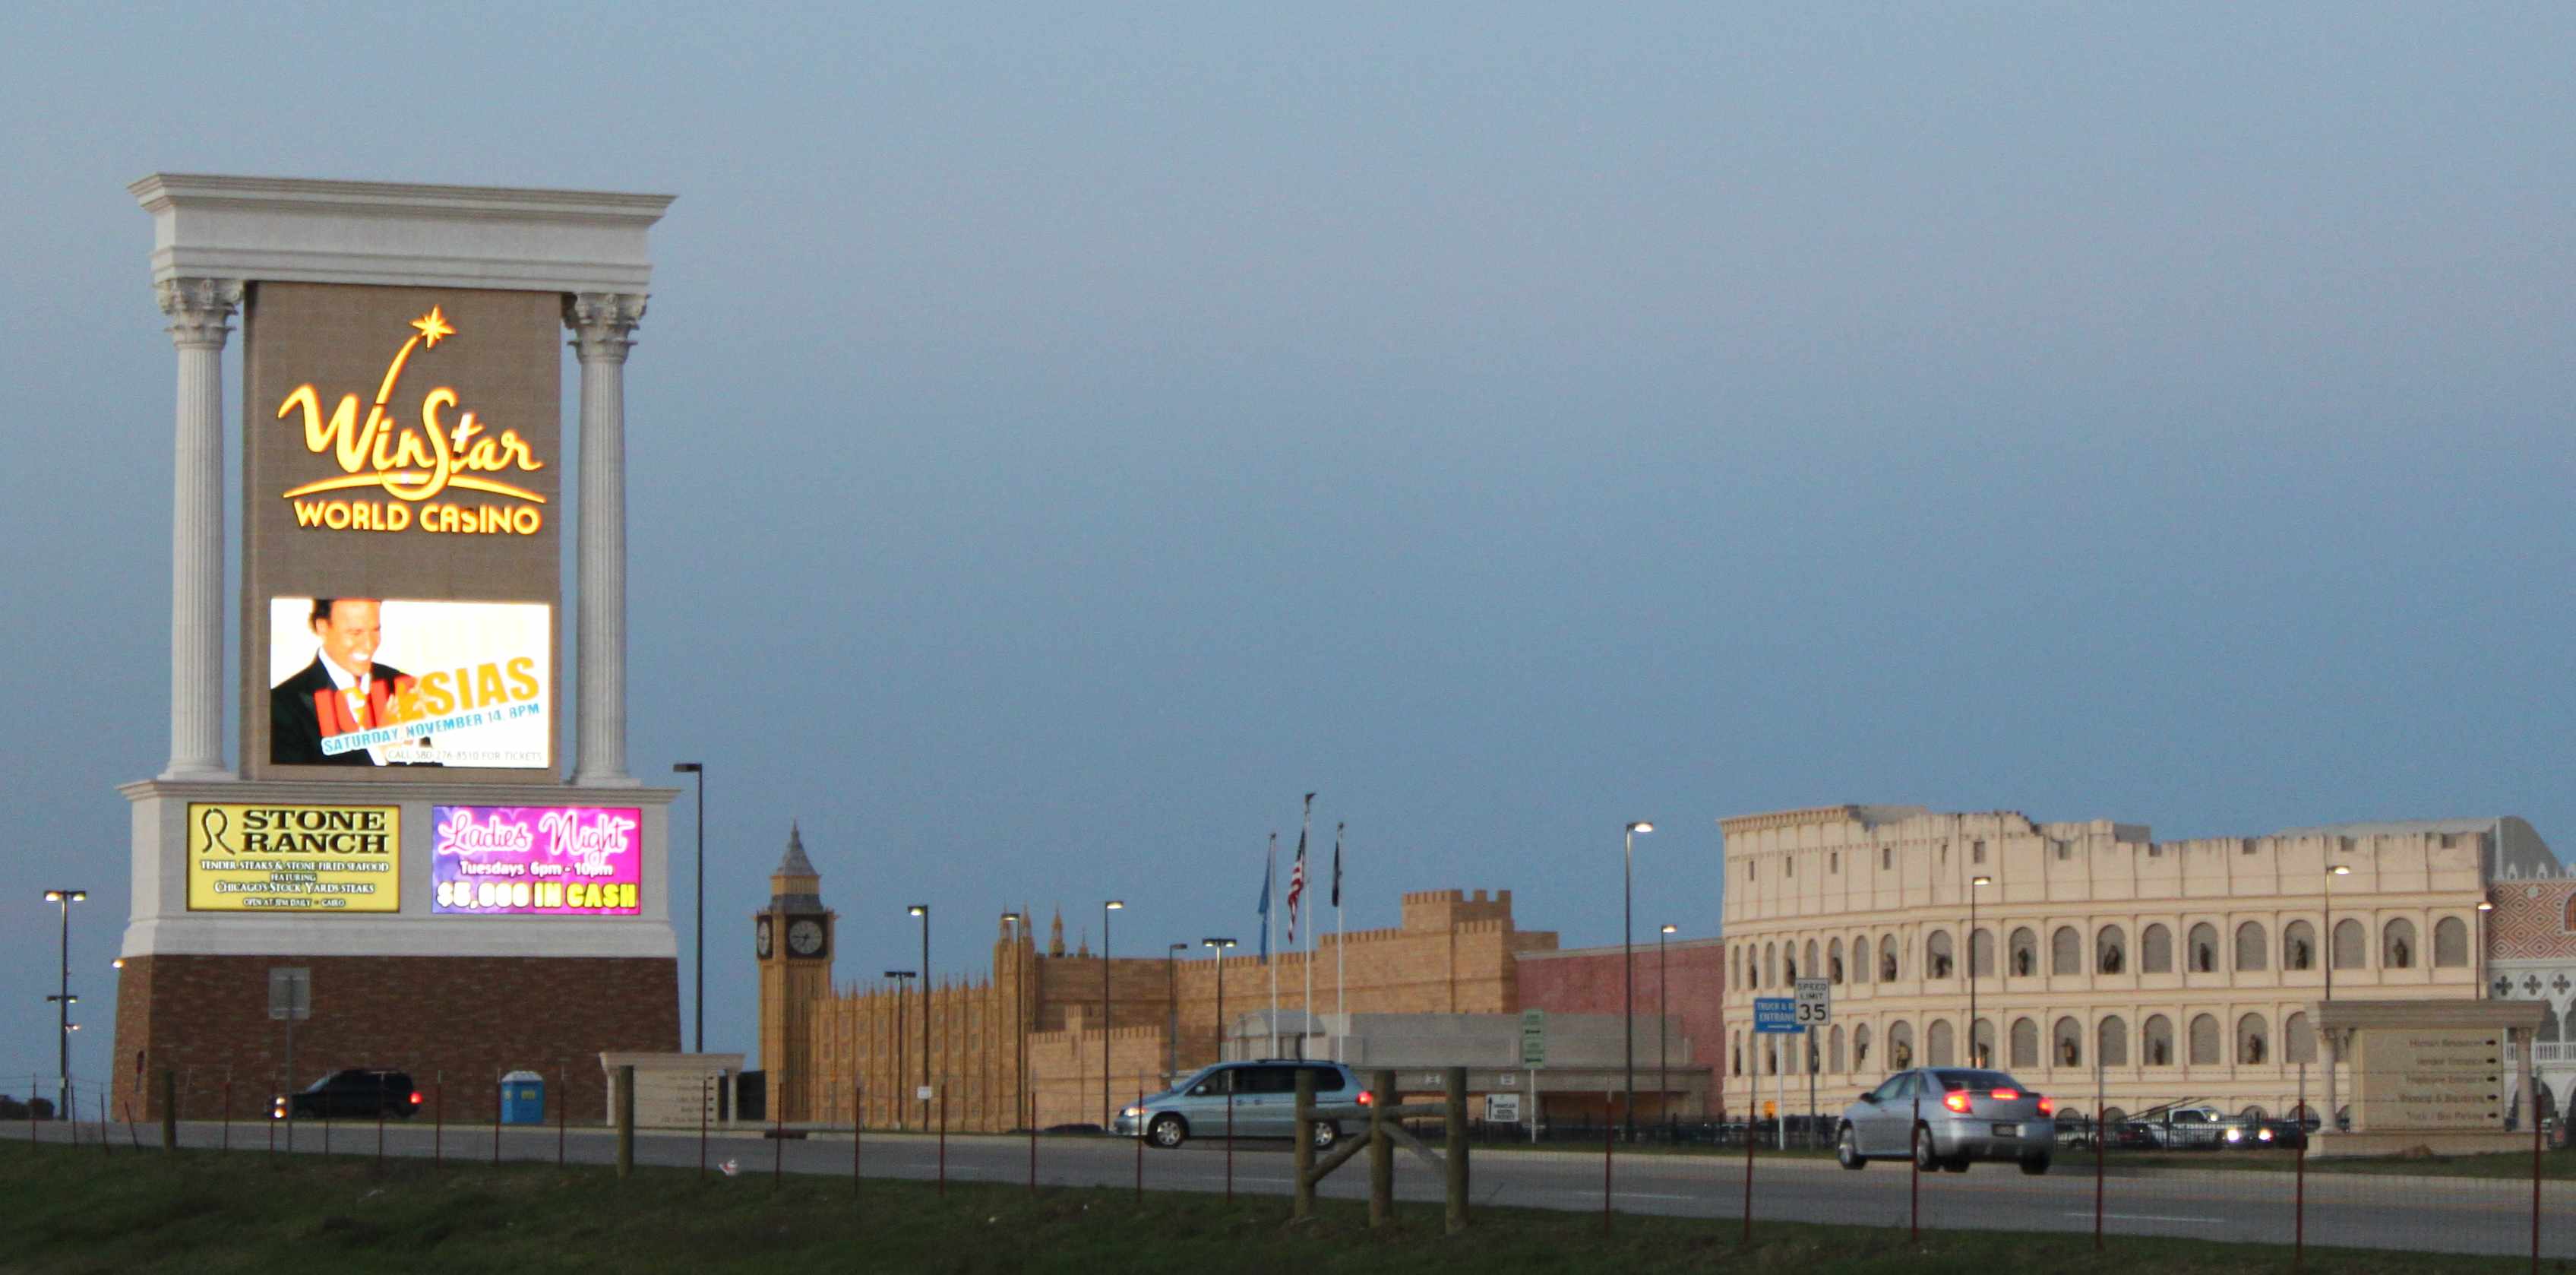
[[106, 953, 678, 1124]]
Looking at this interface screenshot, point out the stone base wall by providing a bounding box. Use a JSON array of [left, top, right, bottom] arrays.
[[109, 953, 678, 1123]]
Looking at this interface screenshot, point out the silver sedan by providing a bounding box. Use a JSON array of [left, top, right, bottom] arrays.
[[1835, 1068, 2055, 1175]]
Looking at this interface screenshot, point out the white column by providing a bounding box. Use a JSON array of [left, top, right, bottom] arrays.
[[157, 278, 242, 780], [565, 293, 646, 785]]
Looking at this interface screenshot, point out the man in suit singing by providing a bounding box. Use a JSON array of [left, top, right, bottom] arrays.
[[270, 598, 429, 765]]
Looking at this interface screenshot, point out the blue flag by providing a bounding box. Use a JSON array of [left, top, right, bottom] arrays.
[[1256, 834, 1275, 961]]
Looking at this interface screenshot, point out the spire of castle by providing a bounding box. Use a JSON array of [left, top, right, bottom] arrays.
[[1076, 927, 1090, 957], [1048, 906, 1066, 957], [767, 821, 824, 913]]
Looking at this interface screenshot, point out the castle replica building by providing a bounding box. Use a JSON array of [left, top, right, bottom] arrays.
[[110, 176, 684, 1121], [1718, 805, 2557, 1127], [749, 830, 1725, 1130]]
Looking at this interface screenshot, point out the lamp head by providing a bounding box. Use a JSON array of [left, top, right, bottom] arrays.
[[883, 969, 915, 980], [1105, 900, 1125, 912], [1203, 937, 1236, 950], [2479, 900, 2496, 913], [2330, 865, 2351, 877], [110, 958, 124, 970], [672, 761, 702, 774], [1169, 941, 1188, 953], [1626, 821, 1654, 834], [1971, 875, 1993, 887], [908, 904, 928, 917], [1660, 924, 1677, 935], [1001, 911, 1022, 924]]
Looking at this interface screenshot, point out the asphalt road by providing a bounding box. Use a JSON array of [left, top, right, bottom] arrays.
[[8, 1119, 2565, 1261]]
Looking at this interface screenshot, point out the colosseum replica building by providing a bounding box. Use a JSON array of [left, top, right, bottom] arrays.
[[1718, 805, 2559, 1126]]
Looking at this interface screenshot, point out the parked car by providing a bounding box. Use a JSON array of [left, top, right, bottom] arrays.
[[1835, 1068, 2055, 1175], [272, 1069, 422, 1121], [1112, 1060, 1370, 1151]]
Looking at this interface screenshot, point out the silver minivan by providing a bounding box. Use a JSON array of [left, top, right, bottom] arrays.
[[1113, 1060, 1370, 1150]]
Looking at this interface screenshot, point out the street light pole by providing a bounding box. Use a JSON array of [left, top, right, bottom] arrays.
[[1969, 875, 1992, 1066], [44, 890, 85, 1116], [2478, 899, 2495, 1000], [1202, 938, 1236, 1062], [1000, 913, 1023, 1130], [672, 763, 705, 1054], [1658, 924, 1675, 1127], [909, 906, 931, 1128], [1102, 900, 1124, 1128], [1623, 821, 1653, 1144], [1166, 942, 1187, 1084]]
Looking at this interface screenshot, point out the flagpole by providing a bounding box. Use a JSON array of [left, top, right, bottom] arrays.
[[1333, 823, 1345, 1063], [1299, 794, 1315, 1059], [1266, 833, 1280, 1058]]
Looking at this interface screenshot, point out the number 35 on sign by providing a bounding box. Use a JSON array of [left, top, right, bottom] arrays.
[[1794, 977, 1831, 1025]]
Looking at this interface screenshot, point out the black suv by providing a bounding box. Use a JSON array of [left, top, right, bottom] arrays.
[[273, 1069, 422, 1120]]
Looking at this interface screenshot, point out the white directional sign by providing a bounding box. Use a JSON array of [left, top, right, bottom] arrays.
[[1794, 977, 1831, 1027], [1520, 1008, 1547, 1066]]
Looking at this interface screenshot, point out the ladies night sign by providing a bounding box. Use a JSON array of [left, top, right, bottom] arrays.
[[431, 805, 642, 915]]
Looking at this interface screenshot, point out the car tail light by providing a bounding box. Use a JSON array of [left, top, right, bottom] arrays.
[[2037, 1096, 2054, 1115], [1989, 1088, 2019, 1100], [409, 1091, 423, 1106], [1357, 1090, 1373, 1106], [1942, 1092, 1972, 1113]]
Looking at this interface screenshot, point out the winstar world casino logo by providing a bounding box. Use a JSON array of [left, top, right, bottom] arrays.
[[276, 308, 548, 536]]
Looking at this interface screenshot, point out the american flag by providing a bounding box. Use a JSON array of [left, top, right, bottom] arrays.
[[1286, 832, 1307, 942]]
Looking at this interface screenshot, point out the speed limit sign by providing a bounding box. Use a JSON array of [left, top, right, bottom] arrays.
[[1794, 977, 1831, 1026]]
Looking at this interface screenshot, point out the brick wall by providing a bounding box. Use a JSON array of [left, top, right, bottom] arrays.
[[110, 953, 678, 1123], [1517, 939, 1727, 1068]]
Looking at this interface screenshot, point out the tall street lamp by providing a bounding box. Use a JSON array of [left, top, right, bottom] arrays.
[[908, 904, 931, 1128], [44, 889, 86, 1116], [1202, 938, 1237, 1061], [1101, 900, 1124, 1128], [2323, 864, 2351, 1001], [1658, 924, 1676, 1125], [1623, 821, 1653, 1143], [1969, 875, 1992, 1065], [672, 762, 706, 1054], [883, 970, 916, 1128], [1166, 942, 1188, 1083]]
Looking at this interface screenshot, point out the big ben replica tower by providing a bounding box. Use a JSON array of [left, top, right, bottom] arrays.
[[755, 823, 835, 1122]]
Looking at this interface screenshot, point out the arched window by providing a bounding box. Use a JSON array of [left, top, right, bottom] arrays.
[[1889, 1020, 1914, 1070], [2097, 1014, 2129, 1067], [2239, 1105, 2267, 1122], [1785, 949, 1798, 982], [2541, 1004, 2562, 1044], [2141, 924, 2173, 973], [2100, 1106, 2128, 1125], [2332, 919, 2366, 970], [2052, 926, 2082, 975], [1764, 942, 1777, 987], [1970, 929, 1995, 979], [2188, 1014, 2220, 1065], [1926, 930, 1955, 979], [2142, 1014, 2175, 1067], [1731, 1033, 1743, 1077], [2096, 925, 2126, 975], [1971, 1018, 1996, 1069], [1928, 1019, 1956, 1067], [1828, 1023, 1846, 1074], [2187, 922, 2219, 973], [1805, 939, 1819, 981], [2283, 920, 2317, 971], [2235, 921, 2268, 972], [1880, 937, 1899, 982], [1853, 933, 1870, 982], [2384, 918, 2416, 970], [2009, 927, 2039, 977], [1764, 1039, 1777, 1075], [2285, 1012, 2316, 1063], [2053, 1016, 2083, 1068], [1853, 1023, 1873, 1070], [2237, 1013, 2270, 1065], [2434, 917, 2468, 968], [1828, 938, 1845, 984], [2009, 1017, 2039, 1068]]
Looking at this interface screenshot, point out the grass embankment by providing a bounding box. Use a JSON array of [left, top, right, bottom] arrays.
[[0, 1141, 2526, 1273]]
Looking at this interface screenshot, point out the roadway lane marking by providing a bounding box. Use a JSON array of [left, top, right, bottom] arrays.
[[2066, 1212, 2217, 1223]]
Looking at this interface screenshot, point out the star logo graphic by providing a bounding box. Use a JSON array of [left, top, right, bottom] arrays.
[[409, 307, 456, 348]]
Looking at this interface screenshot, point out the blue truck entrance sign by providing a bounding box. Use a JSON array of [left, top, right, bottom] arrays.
[[1753, 996, 1802, 1033]]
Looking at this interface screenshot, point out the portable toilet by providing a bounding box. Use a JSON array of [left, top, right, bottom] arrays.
[[500, 1071, 545, 1124]]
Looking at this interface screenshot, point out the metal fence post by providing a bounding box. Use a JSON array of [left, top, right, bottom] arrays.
[[1603, 1113, 1615, 1234], [849, 1079, 858, 1197], [615, 1065, 634, 1179], [1292, 1068, 1315, 1222], [433, 1076, 443, 1168], [1133, 1078, 1144, 1203], [1908, 1084, 1920, 1244], [2095, 1055, 2106, 1253], [160, 1070, 175, 1151], [1444, 1066, 1468, 1234], [1369, 1069, 1395, 1228]]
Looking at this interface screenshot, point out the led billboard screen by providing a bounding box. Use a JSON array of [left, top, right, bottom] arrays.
[[185, 803, 400, 912], [267, 597, 550, 768], [431, 805, 643, 916]]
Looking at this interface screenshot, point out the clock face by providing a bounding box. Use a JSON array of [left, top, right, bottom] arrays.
[[788, 918, 826, 957], [756, 917, 774, 958]]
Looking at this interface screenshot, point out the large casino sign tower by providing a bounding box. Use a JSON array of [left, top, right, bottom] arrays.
[[113, 176, 679, 1120]]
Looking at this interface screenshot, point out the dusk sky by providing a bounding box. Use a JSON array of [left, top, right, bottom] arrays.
[[2, 3, 2570, 1091]]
